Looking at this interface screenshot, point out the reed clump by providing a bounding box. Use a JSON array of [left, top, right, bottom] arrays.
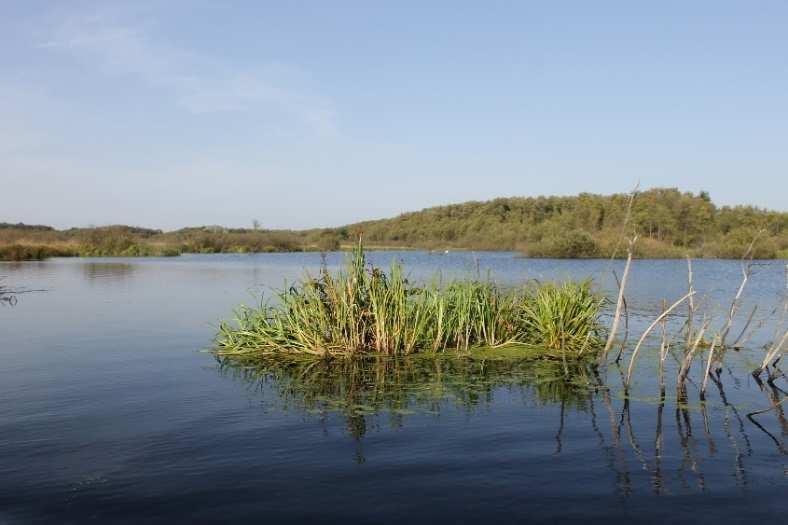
[[216, 239, 604, 359]]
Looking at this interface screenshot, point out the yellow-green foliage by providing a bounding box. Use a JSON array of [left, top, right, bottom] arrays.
[[0, 224, 313, 260], [216, 240, 604, 359], [0, 244, 76, 260], [341, 188, 788, 258], [519, 281, 602, 357], [3, 188, 786, 259]]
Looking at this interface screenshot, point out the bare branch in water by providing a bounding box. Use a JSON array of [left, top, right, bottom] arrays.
[[602, 235, 637, 364], [677, 321, 709, 394], [755, 330, 788, 379], [730, 305, 758, 349], [625, 290, 696, 388], [700, 335, 719, 400], [612, 269, 630, 364], [719, 230, 764, 348], [686, 256, 695, 347]]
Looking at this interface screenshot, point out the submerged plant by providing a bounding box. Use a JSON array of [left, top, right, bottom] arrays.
[[216, 238, 604, 359]]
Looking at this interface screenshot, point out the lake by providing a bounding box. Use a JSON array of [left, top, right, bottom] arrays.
[[1, 252, 786, 523]]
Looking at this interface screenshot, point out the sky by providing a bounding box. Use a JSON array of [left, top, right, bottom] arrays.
[[2, 1, 787, 230]]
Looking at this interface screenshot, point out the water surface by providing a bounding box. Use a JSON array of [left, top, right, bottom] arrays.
[[1, 252, 785, 523]]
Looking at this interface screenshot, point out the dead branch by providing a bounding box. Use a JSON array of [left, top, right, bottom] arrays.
[[700, 335, 719, 400], [612, 269, 630, 364], [686, 256, 694, 346], [719, 230, 764, 347], [754, 330, 788, 378], [730, 305, 758, 349], [677, 322, 709, 393], [602, 235, 637, 364], [625, 290, 696, 388]]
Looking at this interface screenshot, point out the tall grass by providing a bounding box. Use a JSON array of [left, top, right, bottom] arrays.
[[216, 238, 604, 358]]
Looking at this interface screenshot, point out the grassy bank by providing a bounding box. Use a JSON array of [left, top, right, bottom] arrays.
[[216, 239, 604, 359], [0, 224, 332, 261]]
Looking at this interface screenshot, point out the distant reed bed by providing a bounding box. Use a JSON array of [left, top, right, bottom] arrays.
[[216, 239, 604, 359], [0, 244, 76, 261]]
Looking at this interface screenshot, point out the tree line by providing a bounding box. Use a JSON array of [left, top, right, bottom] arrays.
[[1, 188, 786, 259], [341, 188, 787, 258]]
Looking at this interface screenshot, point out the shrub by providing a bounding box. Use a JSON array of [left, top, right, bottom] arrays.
[[527, 229, 600, 258]]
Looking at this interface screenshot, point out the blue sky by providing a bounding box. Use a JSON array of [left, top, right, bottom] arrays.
[[2, 1, 786, 229]]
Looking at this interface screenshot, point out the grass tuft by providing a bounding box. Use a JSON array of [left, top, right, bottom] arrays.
[[216, 238, 604, 359]]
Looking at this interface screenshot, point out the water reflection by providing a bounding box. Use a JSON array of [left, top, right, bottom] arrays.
[[748, 375, 788, 454], [1, 255, 786, 523], [0, 282, 17, 305], [80, 262, 135, 282], [219, 356, 596, 431], [219, 354, 786, 494], [0, 276, 44, 306]]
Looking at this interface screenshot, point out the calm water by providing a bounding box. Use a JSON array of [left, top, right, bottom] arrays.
[[1, 252, 786, 524]]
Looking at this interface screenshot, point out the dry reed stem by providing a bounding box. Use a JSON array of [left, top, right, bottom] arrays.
[[625, 290, 696, 388], [677, 322, 709, 391], [719, 230, 763, 348], [601, 184, 638, 364], [756, 330, 788, 377], [730, 305, 758, 348], [700, 335, 718, 400], [686, 256, 694, 346], [612, 270, 630, 364], [602, 236, 636, 364]]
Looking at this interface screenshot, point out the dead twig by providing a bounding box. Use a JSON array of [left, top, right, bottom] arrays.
[[719, 230, 763, 348], [686, 256, 694, 347], [677, 322, 709, 397], [625, 290, 696, 388], [612, 269, 630, 364], [700, 335, 719, 400], [602, 235, 637, 364], [754, 330, 788, 379]]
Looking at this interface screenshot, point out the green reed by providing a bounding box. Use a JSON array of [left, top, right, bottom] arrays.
[[216, 238, 604, 358]]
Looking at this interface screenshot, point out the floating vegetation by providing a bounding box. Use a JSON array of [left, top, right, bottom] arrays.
[[216, 238, 604, 358]]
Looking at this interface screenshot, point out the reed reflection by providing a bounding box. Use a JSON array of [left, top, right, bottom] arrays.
[[81, 262, 136, 282], [219, 355, 596, 429], [218, 353, 783, 493]]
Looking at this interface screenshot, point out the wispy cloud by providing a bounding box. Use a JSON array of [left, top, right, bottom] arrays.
[[39, 10, 338, 136]]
